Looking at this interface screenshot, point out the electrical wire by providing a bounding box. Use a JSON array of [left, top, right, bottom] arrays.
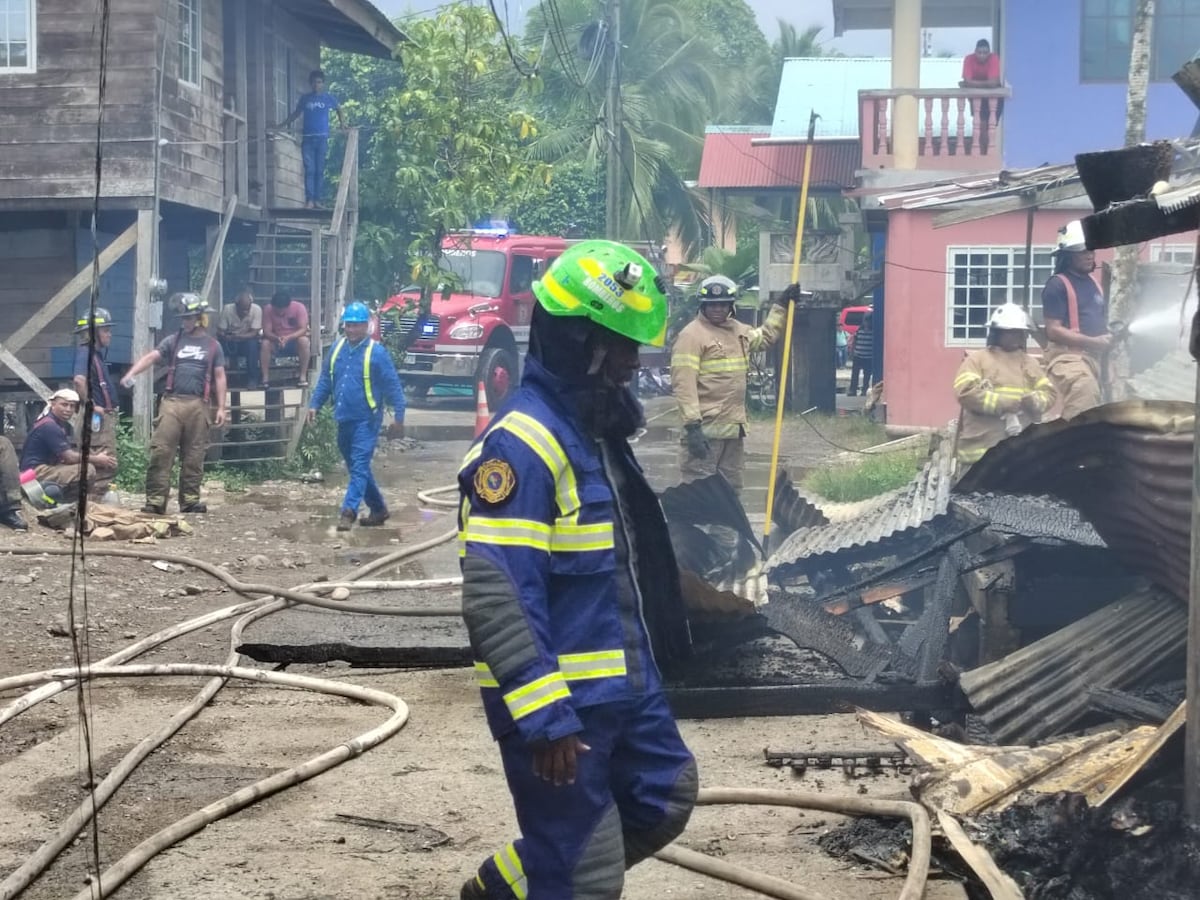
[[486, 0, 539, 77]]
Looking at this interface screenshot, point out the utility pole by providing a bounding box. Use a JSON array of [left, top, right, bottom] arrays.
[[604, 0, 622, 240]]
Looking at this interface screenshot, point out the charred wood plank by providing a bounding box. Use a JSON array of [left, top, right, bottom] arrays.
[[1087, 686, 1174, 725], [666, 681, 964, 719]]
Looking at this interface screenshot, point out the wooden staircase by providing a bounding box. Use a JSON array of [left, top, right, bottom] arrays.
[[208, 130, 361, 465]]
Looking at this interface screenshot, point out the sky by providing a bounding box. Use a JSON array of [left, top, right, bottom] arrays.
[[373, 0, 986, 57]]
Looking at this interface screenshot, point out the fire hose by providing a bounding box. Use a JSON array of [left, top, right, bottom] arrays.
[[0, 482, 931, 900]]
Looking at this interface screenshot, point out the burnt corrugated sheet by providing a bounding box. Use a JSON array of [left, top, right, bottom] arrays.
[[1127, 350, 1196, 403], [765, 437, 956, 572], [959, 584, 1186, 743], [954, 493, 1105, 546], [954, 400, 1194, 601]]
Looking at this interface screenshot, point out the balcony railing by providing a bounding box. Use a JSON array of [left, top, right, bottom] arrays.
[[858, 87, 1011, 171]]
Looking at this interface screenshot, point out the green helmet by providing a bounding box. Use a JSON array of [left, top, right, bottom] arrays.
[[75, 307, 113, 333], [532, 240, 668, 347]]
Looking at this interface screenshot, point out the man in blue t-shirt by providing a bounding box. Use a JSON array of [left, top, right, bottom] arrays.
[[280, 69, 345, 208]]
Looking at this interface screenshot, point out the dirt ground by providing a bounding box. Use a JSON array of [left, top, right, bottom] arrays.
[[0, 409, 966, 900]]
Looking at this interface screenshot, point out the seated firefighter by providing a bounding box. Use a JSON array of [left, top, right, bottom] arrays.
[[952, 304, 1056, 468], [19, 388, 117, 502]]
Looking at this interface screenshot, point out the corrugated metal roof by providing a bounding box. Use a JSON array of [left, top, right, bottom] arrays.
[[772, 57, 963, 139], [1127, 350, 1197, 403], [697, 131, 860, 190], [954, 400, 1194, 601], [1154, 175, 1200, 213], [868, 163, 1082, 210], [959, 584, 1185, 743], [765, 434, 957, 573]]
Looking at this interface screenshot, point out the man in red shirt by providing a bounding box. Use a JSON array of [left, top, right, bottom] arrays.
[[960, 39, 1003, 149], [260, 290, 312, 388]]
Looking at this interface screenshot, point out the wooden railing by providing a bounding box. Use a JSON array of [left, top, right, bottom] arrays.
[[859, 87, 1011, 171]]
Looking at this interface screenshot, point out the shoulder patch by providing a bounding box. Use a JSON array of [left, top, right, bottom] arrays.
[[474, 458, 517, 505]]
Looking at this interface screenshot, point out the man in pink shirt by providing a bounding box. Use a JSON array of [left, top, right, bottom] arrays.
[[960, 39, 1003, 149], [260, 290, 312, 388]]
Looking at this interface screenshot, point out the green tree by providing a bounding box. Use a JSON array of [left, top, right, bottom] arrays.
[[524, 0, 728, 249], [748, 21, 837, 122], [674, 0, 770, 124], [327, 6, 546, 337], [510, 161, 606, 237]]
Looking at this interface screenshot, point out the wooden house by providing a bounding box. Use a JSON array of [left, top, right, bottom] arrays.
[[0, 0, 402, 444]]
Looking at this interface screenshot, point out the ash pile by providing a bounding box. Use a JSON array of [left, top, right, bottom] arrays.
[[680, 399, 1196, 898]]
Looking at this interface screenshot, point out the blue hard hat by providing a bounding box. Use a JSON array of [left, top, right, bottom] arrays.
[[342, 301, 370, 323]]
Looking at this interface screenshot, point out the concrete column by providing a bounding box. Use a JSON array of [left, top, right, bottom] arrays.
[[132, 208, 156, 441], [891, 0, 922, 170]]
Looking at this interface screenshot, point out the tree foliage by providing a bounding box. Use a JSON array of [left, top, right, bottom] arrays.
[[510, 161, 606, 237], [324, 5, 545, 319]]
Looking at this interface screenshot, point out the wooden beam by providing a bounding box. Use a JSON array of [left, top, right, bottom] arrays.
[[201, 194, 238, 305], [132, 210, 155, 440], [931, 181, 1090, 229], [936, 811, 1023, 900], [0, 345, 52, 400], [3, 222, 138, 355], [1098, 701, 1186, 807]]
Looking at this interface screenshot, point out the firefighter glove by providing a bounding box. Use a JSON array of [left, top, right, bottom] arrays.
[[386, 421, 405, 440], [684, 422, 710, 459], [781, 283, 811, 305]]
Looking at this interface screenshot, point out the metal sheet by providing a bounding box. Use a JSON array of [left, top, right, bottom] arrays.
[[954, 400, 1194, 601], [959, 584, 1186, 743], [766, 436, 956, 572], [953, 493, 1105, 546]]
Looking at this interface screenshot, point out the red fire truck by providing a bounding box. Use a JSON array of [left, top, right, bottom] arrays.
[[375, 229, 571, 407], [376, 228, 672, 407]]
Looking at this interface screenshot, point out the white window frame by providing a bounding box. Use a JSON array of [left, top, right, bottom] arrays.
[[177, 0, 201, 87], [945, 244, 1056, 347], [1149, 243, 1197, 267], [272, 37, 292, 127], [0, 0, 36, 73]]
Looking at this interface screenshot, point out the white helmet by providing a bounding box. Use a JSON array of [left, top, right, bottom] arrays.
[[989, 303, 1032, 332], [1055, 220, 1087, 254]]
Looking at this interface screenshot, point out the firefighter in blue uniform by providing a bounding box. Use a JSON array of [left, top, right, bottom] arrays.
[[307, 301, 405, 531], [458, 240, 698, 900]]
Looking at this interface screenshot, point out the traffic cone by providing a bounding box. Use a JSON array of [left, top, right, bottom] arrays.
[[474, 381, 492, 438]]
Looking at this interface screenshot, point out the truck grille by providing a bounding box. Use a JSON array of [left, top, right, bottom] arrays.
[[385, 314, 440, 339]]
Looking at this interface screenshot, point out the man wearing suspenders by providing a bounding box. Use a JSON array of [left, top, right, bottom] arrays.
[[307, 302, 406, 531], [1040, 220, 1112, 419], [72, 307, 120, 475], [122, 294, 228, 514]]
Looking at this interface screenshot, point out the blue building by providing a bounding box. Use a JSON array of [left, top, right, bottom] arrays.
[[1003, 0, 1200, 168]]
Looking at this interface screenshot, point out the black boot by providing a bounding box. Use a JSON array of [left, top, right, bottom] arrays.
[[336, 510, 356, 531], [359, 508, 390, 527], [0, 507, 28, 531], [180, 502, 207, 513]]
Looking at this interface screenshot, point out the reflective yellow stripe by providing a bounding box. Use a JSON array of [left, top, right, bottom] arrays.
[[460, 411, 580, 518], [493, 843, 528, 899], [699, 358, 747, 374], [460, 516, 551, 552], [672, 353, 700, 369], [474, 661, 500, 688], [329, 338, 376, 410], [504, 672, 571, 720], [551, 520, 615, 551], [475, 651, 627, 688], [954, 372, 982, 389], [982, 391, 999, 413], [539, 270, 583, 311], [558, 650, 627, 680], [993, 386, 1026, 396], [1034, 377, 1052, 389], [958, 446, 988, 462]]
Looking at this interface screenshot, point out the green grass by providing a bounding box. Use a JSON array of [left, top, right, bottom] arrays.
[[805, 449, 925, 503]]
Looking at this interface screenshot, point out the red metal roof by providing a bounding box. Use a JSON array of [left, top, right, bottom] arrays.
[[697, 132, 860, 191]]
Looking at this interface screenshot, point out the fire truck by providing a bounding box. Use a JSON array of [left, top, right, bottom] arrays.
[[375, 228, 570, 408], [376, 227, 672, 407]]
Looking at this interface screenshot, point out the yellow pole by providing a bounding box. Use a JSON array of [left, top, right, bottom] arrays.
[[763, 110, 818, 550]]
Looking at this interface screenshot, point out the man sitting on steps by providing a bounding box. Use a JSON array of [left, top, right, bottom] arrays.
[[260, 291, 311, 389]]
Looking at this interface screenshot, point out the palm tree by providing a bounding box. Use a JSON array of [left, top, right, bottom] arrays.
[[524, 0, 729, 248]]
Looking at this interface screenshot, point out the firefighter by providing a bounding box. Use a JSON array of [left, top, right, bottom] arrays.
[[671, 276, 802, 492], [307, 301, 406, 531], [458, 240, 697, 900], [1041, 220, 1111, 419], [72, 306, 120, 466], [121, 295, 227, 514], [953, 303, 1055, 468]]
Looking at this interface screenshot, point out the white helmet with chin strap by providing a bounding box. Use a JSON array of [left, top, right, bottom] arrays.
[[1055, 220, 1088, 254], [989, 303, 1033, 332]]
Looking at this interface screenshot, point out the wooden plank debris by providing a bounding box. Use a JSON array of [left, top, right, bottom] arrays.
[[936, 810, 1024, 900]]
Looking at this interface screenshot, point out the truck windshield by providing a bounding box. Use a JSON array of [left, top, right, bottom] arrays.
[[440, 249, 508, 298]]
